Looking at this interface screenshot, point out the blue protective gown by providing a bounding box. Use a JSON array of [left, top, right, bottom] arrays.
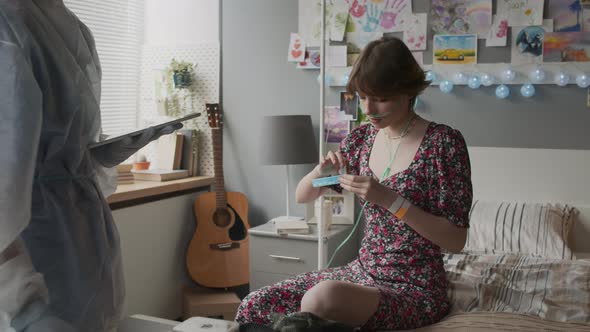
[[0, 0, 123, 330]]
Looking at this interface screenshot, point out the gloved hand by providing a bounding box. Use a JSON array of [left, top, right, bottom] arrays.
[[90, 123, 183, 168]]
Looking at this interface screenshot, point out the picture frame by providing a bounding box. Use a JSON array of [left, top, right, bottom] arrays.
[[305, 190, 355, 225], [340, 92, 358, 121], [323, 106, 351, 144]]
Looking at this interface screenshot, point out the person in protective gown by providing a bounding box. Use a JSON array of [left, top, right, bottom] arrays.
[[0, 1, 181, 331]]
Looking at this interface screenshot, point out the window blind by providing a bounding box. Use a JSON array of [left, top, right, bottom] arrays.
[[64, 0, 143, 135]]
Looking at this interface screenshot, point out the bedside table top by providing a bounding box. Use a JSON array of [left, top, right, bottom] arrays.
[[248, 222, 353, 241]]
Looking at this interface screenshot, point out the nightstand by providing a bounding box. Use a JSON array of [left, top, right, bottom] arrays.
[[248, 222, 359, 291]]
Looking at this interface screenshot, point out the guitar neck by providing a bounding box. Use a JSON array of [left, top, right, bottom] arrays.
[[212, 127, 227, 208]]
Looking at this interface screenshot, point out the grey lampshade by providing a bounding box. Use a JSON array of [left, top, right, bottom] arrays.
[[260, 115, 318, 165]]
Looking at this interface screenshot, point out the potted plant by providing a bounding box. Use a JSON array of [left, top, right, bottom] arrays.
[[168, 58, 195, 89]]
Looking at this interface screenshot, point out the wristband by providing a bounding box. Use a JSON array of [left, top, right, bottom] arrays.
[[387, 196, 404, 215], [394, 199, 412, 219]]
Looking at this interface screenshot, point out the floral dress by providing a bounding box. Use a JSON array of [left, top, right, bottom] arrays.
[[236, 123, 473, 331]]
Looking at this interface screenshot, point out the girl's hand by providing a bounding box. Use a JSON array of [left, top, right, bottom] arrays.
[[315, 150, 346, 177], [338, 174, 397, 207]]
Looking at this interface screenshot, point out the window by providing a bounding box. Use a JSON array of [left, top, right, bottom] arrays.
[[64, 0, 144, 135]]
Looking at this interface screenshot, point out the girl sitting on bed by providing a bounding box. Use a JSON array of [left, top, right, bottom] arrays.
[[235, 36, 473, 331]]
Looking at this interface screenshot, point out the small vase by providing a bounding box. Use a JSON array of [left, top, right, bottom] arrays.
[[173, 71, 192, 89]]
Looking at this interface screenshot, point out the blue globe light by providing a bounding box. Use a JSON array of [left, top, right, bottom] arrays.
[[576, 73, 590, 88], [454, 72, 468, 84], [341, 73, 350, 86], [501, 68, 517, 82], [520, 84, 535, 98], [529, 67, 546, 83], [480, 73, 495, 86], [467, 75, 481, 89], [495, 84, 510, 99], [439, 80, 454, 94], [555, 72, 570, 87], [425, 71, 437, 83]]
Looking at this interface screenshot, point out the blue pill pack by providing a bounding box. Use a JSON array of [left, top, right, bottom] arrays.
[[311, 175, 341, 187]]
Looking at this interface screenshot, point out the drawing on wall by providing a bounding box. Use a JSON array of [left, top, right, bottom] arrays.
[[399, 13, 428, 51], [430, 0, 492, 36], [380, 0, 412, 32], [340, 92, 359, 121], [297, 48, 321, 69], [153, 69, 168, 116], [511, 20, 554, 64], [497, 0, 544, 26], [323, 106, 350, 143], [547, 0, 582, 32], [287, 33, 306, 62], [348, 0, 384, 33], [543, 31, 590, 62], [433, 34, 477, 64], [299, 0, 350, 46], [486, 14, 509, 47], [329, 1, 351, 41]]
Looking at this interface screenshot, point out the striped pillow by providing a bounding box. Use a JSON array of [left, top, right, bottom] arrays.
[[463, 201, 577, 259]]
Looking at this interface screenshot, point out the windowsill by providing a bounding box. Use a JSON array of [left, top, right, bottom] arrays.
[[107, 176, 214, 210]]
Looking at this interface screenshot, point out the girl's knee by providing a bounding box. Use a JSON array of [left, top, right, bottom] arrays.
[[300, 280, 343, 316], [235, 290, 266, 323]]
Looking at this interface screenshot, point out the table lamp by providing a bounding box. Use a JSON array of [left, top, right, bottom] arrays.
[[260, 115, 318, 222]]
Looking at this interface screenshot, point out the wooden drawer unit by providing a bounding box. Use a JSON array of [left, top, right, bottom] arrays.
[[251, 235, 318, 275], [248, 222, 359, 291]]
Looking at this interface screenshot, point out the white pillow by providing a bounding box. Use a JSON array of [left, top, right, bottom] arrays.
[[463, 201, 577, 259]]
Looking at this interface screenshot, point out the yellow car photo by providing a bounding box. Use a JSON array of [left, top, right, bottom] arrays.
[[438, 49, 465, 61]]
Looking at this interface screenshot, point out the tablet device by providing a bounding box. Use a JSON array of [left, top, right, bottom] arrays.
[[89, 112, 200, 149]]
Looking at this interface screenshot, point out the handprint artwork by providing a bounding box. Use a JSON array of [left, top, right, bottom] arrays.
[[362, 2, 385, 32], [349, 0, 367, 18], [380, 0, 412, 32], [347, 0, 368, 32]]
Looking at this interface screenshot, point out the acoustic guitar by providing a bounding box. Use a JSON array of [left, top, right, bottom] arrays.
[[186, 103, 251, 288]]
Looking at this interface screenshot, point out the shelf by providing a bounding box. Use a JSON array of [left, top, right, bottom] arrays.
[[107, 176, 214, 205]]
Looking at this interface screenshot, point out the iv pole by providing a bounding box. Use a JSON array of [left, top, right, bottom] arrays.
[[317, 0, 327, 270]]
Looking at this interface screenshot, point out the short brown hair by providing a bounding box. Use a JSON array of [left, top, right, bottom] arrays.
[[346, 36, 429, 99]]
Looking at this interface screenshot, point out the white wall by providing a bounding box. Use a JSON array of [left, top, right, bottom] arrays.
[[113, 192, 202, 320], [144, 0, 219, 45], [114, 0, 220, 320]]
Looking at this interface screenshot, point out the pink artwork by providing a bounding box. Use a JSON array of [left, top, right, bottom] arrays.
[[486, 14, 509, 47], [400, 13, 428, 51], [380, 0, 412, 32], [287, 33, 306, 62]]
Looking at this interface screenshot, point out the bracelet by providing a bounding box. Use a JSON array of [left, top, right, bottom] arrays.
[[394, 199, 412, 219], [387, 196, 405, 216]]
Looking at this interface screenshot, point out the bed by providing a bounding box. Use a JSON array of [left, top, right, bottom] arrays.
[[398, 147, 590, 331]]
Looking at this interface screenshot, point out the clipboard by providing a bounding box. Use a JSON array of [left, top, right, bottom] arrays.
[[89, 112, 200, 149]]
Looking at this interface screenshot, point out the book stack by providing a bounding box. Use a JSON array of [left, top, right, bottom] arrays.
[[132, 169, 189, 182], [116, 164, 134, 185], [273, 219, 310, 235], [156, 133, 184, 170], [178, 129, 200, 176]]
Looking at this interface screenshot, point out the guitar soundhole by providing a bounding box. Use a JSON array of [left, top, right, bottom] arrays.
[[228, 204, 247, 241], [213, 208, 231, 228]]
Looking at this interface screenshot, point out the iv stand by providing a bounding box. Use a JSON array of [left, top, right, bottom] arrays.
[[317, 0, 327, 270]]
